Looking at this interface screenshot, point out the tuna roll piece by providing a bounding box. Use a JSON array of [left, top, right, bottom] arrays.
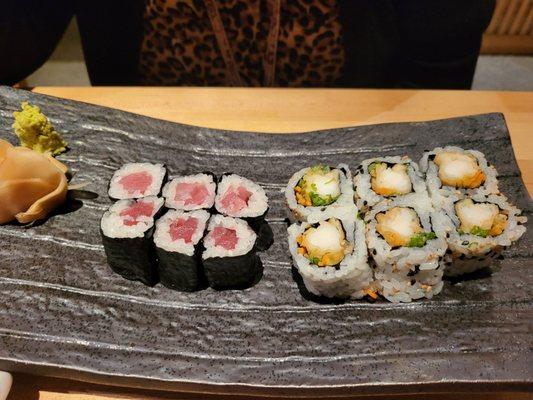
[[108, 163, 167, 200], [214, 174, 268, 224], [154, 209, 210, 291], [202, 215, 259, 289], [162, 173, 216, 211], [100, 196, 164, 285]]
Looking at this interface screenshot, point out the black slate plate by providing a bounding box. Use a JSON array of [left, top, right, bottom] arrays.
[[0, 86, 531, 396]]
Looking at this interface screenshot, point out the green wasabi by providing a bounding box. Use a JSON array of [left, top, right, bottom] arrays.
[[12, 101, 67, 155]]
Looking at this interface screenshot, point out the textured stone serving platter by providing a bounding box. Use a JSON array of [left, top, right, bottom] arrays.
[[0, 86, 531, 396]]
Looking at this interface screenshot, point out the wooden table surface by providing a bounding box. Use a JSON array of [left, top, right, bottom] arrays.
[[6, 87, 533, 400]]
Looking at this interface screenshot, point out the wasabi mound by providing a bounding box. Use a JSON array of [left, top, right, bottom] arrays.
[[12, 101, 67, 156]]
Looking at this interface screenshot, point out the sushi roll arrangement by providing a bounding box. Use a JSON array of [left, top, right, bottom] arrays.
[[101, 164, 269, 291], [100, 196, 164, 285], [420, 146, 526, 277], [108, 162, 167, 200], [154, 209, 210, 291], [285, 164, 353, 221], [202, 214, 260, 289], [286, 146, 526, 303], [162, 173, 216, 211], [286, 164, 375, 300], [353, 156, 428, 213], [101, 143, 526, 302]]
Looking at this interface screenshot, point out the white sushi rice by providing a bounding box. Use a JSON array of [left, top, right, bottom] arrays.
[[107, 195, 164, 216], [101, 212, 153, 239], [287, 208, 373, 299], [419, 146, 499, 210], [215, 174, 268, 218], [353, 156, 428, 213], [154, 209, 210, 256], [101, 212, 154, 238], [202, 215, 257, 259], [432, 193, 527, 276], [162, 173, 216, 210], [101, 196, 163, 239], [108, 163, 167, 199], [374, 265, 444, 303], [285, 163, 354, 222], [365, 194, 447, 302]]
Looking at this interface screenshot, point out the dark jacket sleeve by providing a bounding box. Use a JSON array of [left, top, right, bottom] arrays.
[[394, 0, 496, 89], [0, 1, 73, 85], [75, 0, 145, 85], [339, 0, 495, 89]]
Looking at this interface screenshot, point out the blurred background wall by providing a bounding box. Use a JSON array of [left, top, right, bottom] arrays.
[[475, 0, 533, 89], [24, 0, 533, 89]]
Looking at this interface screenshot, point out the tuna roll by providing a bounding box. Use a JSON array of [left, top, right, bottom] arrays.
[[285, 164, 353, 222], [100, 196, 164, 286], [214, 174, 268, 221], [154, 209, 210, 291], [202, 214, 259, 289], [108, 163, 167, 200], [162, 173, 216, 211]]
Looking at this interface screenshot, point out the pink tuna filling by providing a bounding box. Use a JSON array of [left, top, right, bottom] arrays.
[[120, 200, 154, 226], [211, 226, 238, 250], [169, 217, 199, 244], [220, 185, 251, 215], [175, 182, 210, 206], [118, 171, 153, 195]]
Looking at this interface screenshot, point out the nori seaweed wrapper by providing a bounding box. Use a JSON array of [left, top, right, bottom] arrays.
[[203, 251, 262, 290], [156, 246, 203, 291], [251, 217, 273, 252], [100, 227, 159, 286]]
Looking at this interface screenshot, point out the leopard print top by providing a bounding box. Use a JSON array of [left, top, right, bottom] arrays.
[[138, 0, 345, 86]]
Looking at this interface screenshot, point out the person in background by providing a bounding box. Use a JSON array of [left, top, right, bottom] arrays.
[[0, 0, 495, 88]]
